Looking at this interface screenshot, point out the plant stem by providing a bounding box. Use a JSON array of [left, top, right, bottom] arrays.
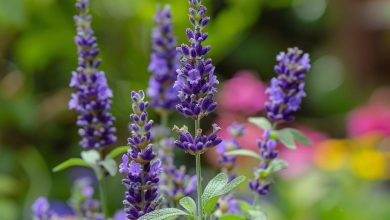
[[161, 111, 168, 128], [98, 177, 108, 218], [196, 153, 203, 220], [253, 193, 259, 207], [195, 119, 203, 220]]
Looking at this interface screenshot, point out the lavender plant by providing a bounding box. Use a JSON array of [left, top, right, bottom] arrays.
[[119, 90, 162, 219], [69, 0, 116, 150], [32, 0, 313, 219], [147, 5, 197, 207], [140, 1, 246, 219]]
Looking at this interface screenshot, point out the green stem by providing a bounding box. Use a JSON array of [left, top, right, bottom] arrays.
[[161, 111, 169, 128], [98, 177, 108, 218], [253, 193, 259, 207], [196, 153, 203, 220], [195, 119, 203, 220]]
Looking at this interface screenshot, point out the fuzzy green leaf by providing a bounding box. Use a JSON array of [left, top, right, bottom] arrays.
[[248, 117, 272, 130], [52, 158, 92, 172], [284, 128, 312, 146], [277, 129, 296, 150], [202, 173, 229, 205], [268, 159, 288, 174], [219, 175, 246, 195], [81, 150, 100, 164], [106, 146, 130, 159], [203, 175, 246, 214], [179, 196, 196, 215], [225, 149, 261, 161], [138, 208, 190, 220], [100, 158, 117, 176], [237, 200, 251, 213], [249, 210, 267, 220]]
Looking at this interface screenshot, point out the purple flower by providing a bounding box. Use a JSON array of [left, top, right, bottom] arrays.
[[69, 0, 116, 149], [147, 5, 180, 112], [174, 0, 219, 120], [265, 47, 311, 122], [217, 194, 241, 214], [151, 127, 197, 206], [119, 91, 162, 220], [173, 124, 222, 155], [216, 123, 245, 214], [32, 197, 54, 220], [249, 130, 279, 196], [161, 166, 197, 204], [216, 123, 245, 178], [69, 178, 102, 219]]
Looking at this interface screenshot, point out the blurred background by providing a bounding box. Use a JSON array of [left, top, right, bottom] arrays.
[[1, 0, 390, 219]]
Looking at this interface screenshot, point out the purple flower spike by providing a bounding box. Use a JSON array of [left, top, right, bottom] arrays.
[[32, 197, 54, 220], [69, 178, 103, 219], [174, 0, 219, 120], [216, 123, 245, 214], [173, 124, 222, 155], [216, 123, 245, 178], [249, 129, 279, 196], [147, 5, 180, 112], [69, 0, 116, 149], [265, 47, 311, 122], [119, 90, 162, 220]]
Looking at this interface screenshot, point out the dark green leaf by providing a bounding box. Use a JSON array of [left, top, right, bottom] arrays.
[[248, 117, 272, 130], [52, 158, 92, 172], [106, 146, 130, 159], [138, 208, 190, 220], [225, 149, 261, 161]]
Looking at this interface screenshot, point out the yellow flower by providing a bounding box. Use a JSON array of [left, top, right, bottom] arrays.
[[314, 139, 349, 171], [351, 149, 386, 180]]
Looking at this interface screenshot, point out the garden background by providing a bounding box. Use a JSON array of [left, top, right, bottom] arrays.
[[1, 0, 390, 219]]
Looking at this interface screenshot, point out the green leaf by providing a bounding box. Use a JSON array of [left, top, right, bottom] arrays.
[[100, 158, 117, 176], [284, 128, 312, 146], [248, 210, 267, 220], [277, 129, 296, 150], [52, 158, 92, 172], [81, 150, 100, 164], [106, 146, 130, 159], [179, 196, 196, 215], [219, 214, 246, 220], [219, 175, 246, 195], [237, 200, 251, 213], [202, 173, 229, 205], [203, 196, 221, 214], [138, 208, 190, 220], [248, 117, 272, 130], [225, 149, 262, 161], [203, 175, 246, 214], [268, 159, 288, 173]]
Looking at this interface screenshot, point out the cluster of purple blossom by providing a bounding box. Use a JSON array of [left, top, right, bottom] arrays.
[[32, 0, 311, 219]]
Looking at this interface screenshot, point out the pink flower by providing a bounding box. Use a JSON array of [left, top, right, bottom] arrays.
[[218, 71, 266, 115], [348, 87, 390, 137]]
